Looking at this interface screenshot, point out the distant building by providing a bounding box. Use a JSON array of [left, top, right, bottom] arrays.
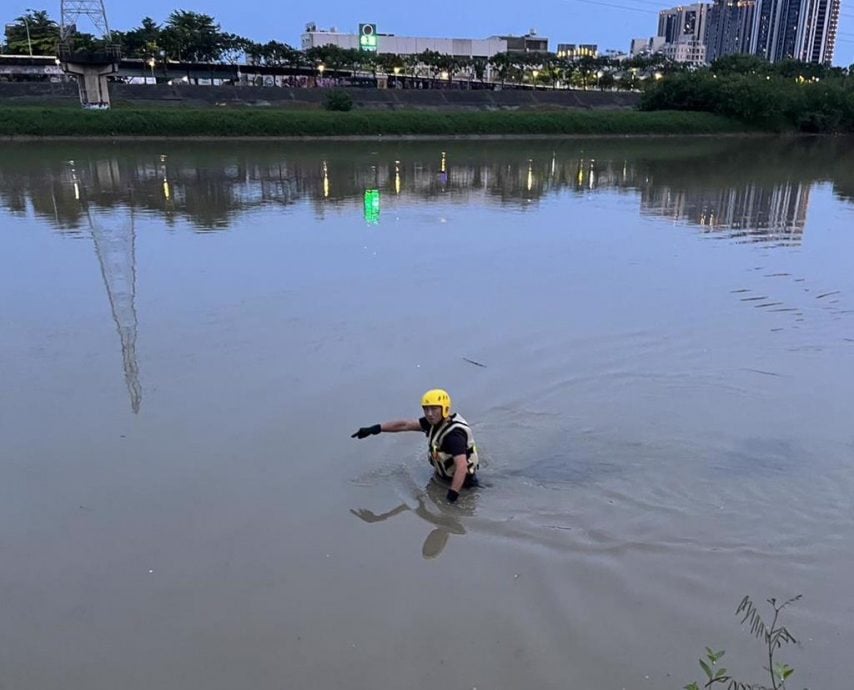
[[705, 0, 757, 62], [658, 4, 710, 43], [494, 30, 549, 53], [630, 36, 667, 56], [706, 0, 839, 65], [647, 4, 712, 65], [301, 23, 546, 58], [795, 0, 841, 63], [603, 48, 630, 60], [662, 40, 708, 64], [752, 0, 803, 62], [556, 43, 598, 59]]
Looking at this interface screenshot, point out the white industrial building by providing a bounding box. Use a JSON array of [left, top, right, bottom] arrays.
[[301, 23, 547, 58]]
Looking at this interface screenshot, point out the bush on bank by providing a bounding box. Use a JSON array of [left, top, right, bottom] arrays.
[[640, 71, 854, 133], [323, 91, 353, 112], [0, 107, 747, 137]]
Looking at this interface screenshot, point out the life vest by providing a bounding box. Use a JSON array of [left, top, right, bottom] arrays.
[[427, 413, 479, 479]]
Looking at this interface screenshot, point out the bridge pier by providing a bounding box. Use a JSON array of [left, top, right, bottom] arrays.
[[61, 61, 119, 108], [59, 46, 121, 109]]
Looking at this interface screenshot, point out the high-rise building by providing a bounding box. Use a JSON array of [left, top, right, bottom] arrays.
[[794, 0, 841, 63], [706, 0, 758, 62], [705, 0, 839, 64], [654, 4, 710, 65], [659, 8, 682, 42], [752, 0, 803, 62], [658, 4, 709, 43]]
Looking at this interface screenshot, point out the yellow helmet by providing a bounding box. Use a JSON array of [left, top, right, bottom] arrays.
[[421, 389, 452, 417]]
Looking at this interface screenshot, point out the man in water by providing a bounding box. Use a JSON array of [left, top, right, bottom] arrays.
[[351, 388, 479, 503]]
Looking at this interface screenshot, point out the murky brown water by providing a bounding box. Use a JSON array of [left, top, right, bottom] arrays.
[[1, 137, 853, 690]]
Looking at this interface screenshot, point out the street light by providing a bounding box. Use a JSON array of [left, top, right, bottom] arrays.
[[5, 19, 33, 56], [22, 15, 33, 57]]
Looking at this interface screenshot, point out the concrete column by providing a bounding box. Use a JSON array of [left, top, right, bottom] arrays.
[[61, 60, 119, 109]]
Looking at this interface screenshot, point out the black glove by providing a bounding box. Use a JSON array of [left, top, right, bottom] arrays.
[[351, 424, 381, 439], [446, 489, 459, 503]]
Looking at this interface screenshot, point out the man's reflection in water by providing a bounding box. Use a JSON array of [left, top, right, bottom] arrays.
[[350, 478, 474, 559]]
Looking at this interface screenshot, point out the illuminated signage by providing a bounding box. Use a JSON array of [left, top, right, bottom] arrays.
[[364, 189, 380, 224], [359, 23, 377, 52]]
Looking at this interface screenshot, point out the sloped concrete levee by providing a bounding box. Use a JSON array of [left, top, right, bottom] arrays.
[[0, 82, 640, 110]]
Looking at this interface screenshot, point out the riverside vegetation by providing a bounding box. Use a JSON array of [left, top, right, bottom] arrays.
[[0, 108, 747, 137], [685, 595, 803, 690], [642, 55, 854, 133]]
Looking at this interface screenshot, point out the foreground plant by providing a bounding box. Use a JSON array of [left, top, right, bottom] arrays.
[[685, 595, 801, 690]]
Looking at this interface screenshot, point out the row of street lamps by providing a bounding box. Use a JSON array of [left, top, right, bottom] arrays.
[[310, 63, 659, 88], [134, 58, 662, 87]]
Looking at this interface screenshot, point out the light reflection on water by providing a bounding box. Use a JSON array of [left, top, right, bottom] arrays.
[[3, 137, 852, 241], [1, 137, 853, 690]]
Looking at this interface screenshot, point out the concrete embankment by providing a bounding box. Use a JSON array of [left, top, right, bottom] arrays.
[[0, 82, 640, 110]]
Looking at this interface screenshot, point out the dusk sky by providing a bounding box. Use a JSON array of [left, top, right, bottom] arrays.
[[7, 0, 854, 66]]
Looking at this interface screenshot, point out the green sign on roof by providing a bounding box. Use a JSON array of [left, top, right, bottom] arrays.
[[359, 24, 377, 52]]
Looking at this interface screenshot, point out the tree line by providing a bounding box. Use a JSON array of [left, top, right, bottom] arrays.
[[2, 9, 246, 63], [641, 54, 854, 133], [2, 8, 679, 89]]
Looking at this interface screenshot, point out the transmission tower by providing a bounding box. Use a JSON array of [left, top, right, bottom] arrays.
[[60, 0, 112, 42], [71, 162, 142, 413], [89, 206, 142, 414], [58, 0, 120, 108]]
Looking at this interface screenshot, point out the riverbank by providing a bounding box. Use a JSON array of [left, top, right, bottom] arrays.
[[0, 107, 748, 137], [0, 81, 641, 111]]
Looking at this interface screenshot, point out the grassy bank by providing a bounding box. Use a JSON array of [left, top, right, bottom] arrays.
[[0, 107, 748, 137]]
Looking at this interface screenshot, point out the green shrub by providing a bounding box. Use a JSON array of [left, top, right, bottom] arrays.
[[641, 70, 854, 133], [323, 91, 353, 112]]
